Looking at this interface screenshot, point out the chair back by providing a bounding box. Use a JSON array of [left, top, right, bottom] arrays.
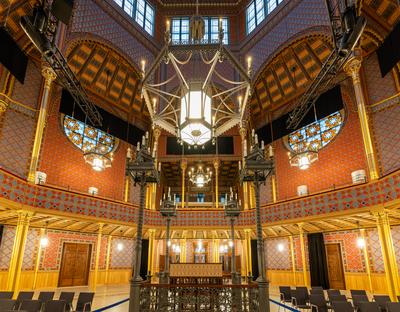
[[292, 289, 308, 307], [38, 292, 55, 303], [327, 289, 341, 300], [351, 290, 367, 297], [279, 286, 292, 302], [0, 292, 13, 299], [19, 299, 42, 312], [353, 295, 370, 309], [59, 292, 74, 304], [0, 299, 16, 311], [310, 294, 327, 311], [312, 286, 324, 290], [310, 288, 324, 295], [44, 300, 67, 312], [75, 292, 94, 312], [296, 286, 310, 301], [332, 301, 354, 312], [373, 295, 391, 311], [16, 291, 34, 301], [358, 302, 380, 312], [387, 302, 400, 312], [330, 295, 348, 302]]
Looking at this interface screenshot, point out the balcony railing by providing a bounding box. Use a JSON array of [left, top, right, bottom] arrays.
[[140, 283, 259, 311]]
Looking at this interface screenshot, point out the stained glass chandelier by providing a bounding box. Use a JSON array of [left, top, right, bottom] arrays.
[[188, 165, 212, 188], [140, 9, 251, 148]]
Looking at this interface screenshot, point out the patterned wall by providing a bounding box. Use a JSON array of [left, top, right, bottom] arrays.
[[0, 61, 41, 178], [366, 229, 385, 273], [110, 237, 134, 269], [265, 237, 291, 270], [323, 230, 365, 273], [365, 53, 400, 175], [67, 0, 155, 69], [391, 225, 400, 273], [38, 90, 127, 200], [0, 226, 16, 270], [275, 87, 368, 199]]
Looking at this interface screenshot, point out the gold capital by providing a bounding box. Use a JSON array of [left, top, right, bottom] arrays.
[[181, 159, 187, 170], [239, 127, 247, 141], [153, 128, 161, 141], [41, 65, 57, 89]]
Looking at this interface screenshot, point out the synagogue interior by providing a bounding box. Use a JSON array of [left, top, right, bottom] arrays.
[[0, 0, 400, 311]]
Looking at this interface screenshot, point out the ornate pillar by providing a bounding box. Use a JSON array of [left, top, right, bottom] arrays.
[[212, 235, 219, 263], [180, 238, 187, 263], [214, 159, 219, 209], [359, 228, 373, 292], [92, 223, 104, 291], [105, 235, 112, 284], [373, 209, 400, 301], [298, 223, 309, 287], [181, 159, 187, 209], [27, 65, 57, 183], [289, 235, 297, 285], [7, 210, 34, 293], [239, 127, 249, 210], [147, 229, 156, 277], [32, 228, 45, 289], [244, 229, 252, 277], [124, 177, 130, 202], [151, 128, 161, 210], [271, 175, 277, 203], [344, 52, 379, 180]]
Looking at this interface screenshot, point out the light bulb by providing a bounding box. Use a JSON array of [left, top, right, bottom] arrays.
[[40, 236, 49, 248], [357, 237, 365, 249], [277, 243, 284, 252], [228, 240, 234, 247], [117, 242, 124, 251]]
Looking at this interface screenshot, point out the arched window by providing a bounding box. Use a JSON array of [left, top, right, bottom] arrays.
[[288, 111, 343, 152], [63, 115, 117, 154]]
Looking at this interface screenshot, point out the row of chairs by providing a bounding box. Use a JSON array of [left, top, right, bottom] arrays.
[[279, 286, 400, 312], [0, 291, 94, 312]]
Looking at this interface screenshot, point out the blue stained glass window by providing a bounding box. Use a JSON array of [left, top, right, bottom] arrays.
[[288, 111, 343, 152], [63, 115, 117, 154]]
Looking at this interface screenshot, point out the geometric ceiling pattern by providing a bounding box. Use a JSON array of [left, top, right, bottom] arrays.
[[250, 35, 333, 127], [66, 41, 148, 127]]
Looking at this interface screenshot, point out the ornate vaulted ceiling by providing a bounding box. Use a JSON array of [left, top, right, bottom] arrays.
[[66, 40, 149, 128]]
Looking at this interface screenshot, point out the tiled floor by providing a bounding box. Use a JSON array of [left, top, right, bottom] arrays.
[[34, 284, 284, 311]]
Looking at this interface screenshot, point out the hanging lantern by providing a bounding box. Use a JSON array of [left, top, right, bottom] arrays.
[[179, 81, 212, 147]]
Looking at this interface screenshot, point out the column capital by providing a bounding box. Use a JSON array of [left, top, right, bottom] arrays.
[[213, 159, 219, 169], [153, 128, 162, 141], [239, 127, 247, 140], [180, 159, 187, 170], [343, 51, 363, 82], [41, 65, 57, 88], [98, 223, 104, 233]]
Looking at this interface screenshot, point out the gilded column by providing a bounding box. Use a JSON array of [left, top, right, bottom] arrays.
[[92, 223, 104, 291], [27, 64, 57, 183], [105, 235, 112, 284], [124, 177, 130, 202], [180, 238, 187, 263], [181, 159, 187, 209], [240, 127, 249, 210], [214, 159, 219, 209], [289, 235, 297, 285], [32, 228, 45, 289], [359, 229, 373, 292], [147, 229, 156, 276], [298, 223, 309, 287], [244, 229, 252, 277], [151, 128, 161, 210], [7, 210, 34, 293], [271, 175, 277, 203], [373, 209, 400, 300], [212, 236, 220, 263], [343, 51, 379, 180]]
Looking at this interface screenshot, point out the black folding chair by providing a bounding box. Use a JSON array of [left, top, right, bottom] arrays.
[[59, 292, 74, 312], [296, 287, 310, 302], [18, 299, 42, 312], [279, 286, 292, 304], [387, 302, 400, 312], [43, 300, 67, 312], [75, 293, 94, 312], [310, 288, 324, 296], [16, 292, 34, 309], [373, 295, 391, 312], [330, 295, 348, 302], [332, 301, 354, 312], [358, 302, 380, 312], [292, 289, 311, 310], [327, 289, 341, 302], [0, 299, 16, 311], [353, 295, 370, 311], [0, 292, 13, 299], [310, 294, 328, 312], [38, 292, 55, 303], [351, 290, 368, 297]]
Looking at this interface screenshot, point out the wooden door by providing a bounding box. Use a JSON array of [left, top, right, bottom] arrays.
[[59, 243, 91, 287], [325, 244, 346, 290]]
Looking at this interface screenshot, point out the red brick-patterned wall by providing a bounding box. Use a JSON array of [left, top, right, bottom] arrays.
[[38, 89, 127, 200], [274, 87, 367, 200]]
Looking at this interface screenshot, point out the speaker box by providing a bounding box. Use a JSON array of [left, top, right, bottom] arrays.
[[377, 20, 400, 77], [51, 0, 74, 25], [0, 27, 28, 84]]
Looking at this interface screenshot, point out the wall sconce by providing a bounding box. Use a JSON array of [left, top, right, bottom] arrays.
[[88, 187, 98, 196], [117, 242, 124, 251], [277, 243, 285, 252], [356, 237, 366, 249], [40, 236, 49, 248]]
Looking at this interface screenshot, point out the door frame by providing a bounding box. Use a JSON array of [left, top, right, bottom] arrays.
[[58, 242, 92, 287], [325, 243, 346, 290]]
